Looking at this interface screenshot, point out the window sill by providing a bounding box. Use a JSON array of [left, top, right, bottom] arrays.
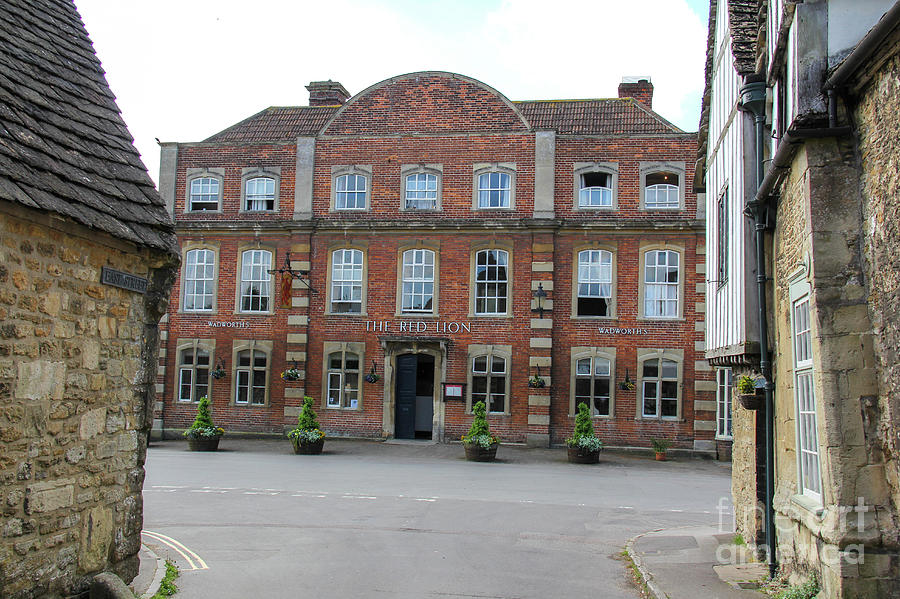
[[791, 494, 825, 518], [239, 210, 278, 214], [470, 313, 513, 319], [234, 311, 274, 317], [185, 209, 223, 214], [636, 316, 685, 322], [180, 309, 216, 315], [325, 311, 367, 317], [572, 315, 617, 320]]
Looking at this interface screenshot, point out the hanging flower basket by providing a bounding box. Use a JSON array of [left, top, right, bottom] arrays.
[[210, 368, 226, 380], [365, 373, 380, 384], [527, 376, 546, 388], [281, 368, 302, 382]]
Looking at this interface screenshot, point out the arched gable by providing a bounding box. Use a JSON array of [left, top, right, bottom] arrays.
[[320, 72, 531, 136]]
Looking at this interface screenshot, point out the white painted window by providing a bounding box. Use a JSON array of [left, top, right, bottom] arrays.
[[575, 356, 611, 416], [578, 172, 612, 207], [644, 250, 679, 318], [645, 172, 680, 209], [793, 295, 822, 500], [178, 346, 210, 402], [641, 357, 679, 419], [475, 249, 508, 315], [577, 249, 612, 316], [472, 354, 507, 413], [235, 349, 267, 405], [405, 173, 437, 210], [401, 249, 434, 313], [326, 351, 360, 409], [239, 250, 271, 312], [716, 368, 733, 439], [189, 177, 220, 211], [331, 249, 363, 313], [245, 177, 275, 211], [335, 174, 367, 209], [183, 249, 215, 312], [477, 172, 510, 208], [716, 187, 729, 285]]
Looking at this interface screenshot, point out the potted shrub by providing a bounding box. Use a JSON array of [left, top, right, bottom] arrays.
[[288, 396, 325, 455], [566, 402, 604, 463], [462, 401, 500, 462], [183, 396, 224, 451], [651, 438, 671, 461], [737, 374, 763, 410]]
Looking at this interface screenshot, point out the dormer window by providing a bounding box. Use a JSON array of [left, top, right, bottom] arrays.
[[645, 172, 679, 208], [579, 172, 612, 207]]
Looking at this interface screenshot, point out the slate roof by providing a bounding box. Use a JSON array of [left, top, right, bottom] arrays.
[[515, 99, 683, 135], [202, 97, 683, 142], [0, 0, 177, 253], [205, 106, 339, 142]]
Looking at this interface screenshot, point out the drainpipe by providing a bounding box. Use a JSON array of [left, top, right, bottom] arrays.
[[739, 75, 777, 579]]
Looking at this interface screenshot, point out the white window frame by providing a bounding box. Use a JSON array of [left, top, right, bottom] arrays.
[[576, 249, 613, 317], [643, 249, 680, 319], [404, 172, 438, 210], [244, 176, 276, 211], [188, 177, 221, 211], [335, 173, 368, 210], [472, 164, 516, 210], [474, 249, 509, 316], [639, 162, 685, 211], [239, 249, 272, 313], [326, 347, 362, 410], [176, 341, 213, 403], [791, 274, 822, 501], [574, 355, 613, 417], [638, 353, 682, 420], [401, 248, 435, 313], [234, 348, 268, 406], [716, 186, 729, 287], [330, 248, 364, 314], [716, 367, 733, 439], [183, 248, 216, 312], [467, 345, 511, 415]]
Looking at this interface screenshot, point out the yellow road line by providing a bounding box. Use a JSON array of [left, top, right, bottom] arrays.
[[142, 530, 209, 570]]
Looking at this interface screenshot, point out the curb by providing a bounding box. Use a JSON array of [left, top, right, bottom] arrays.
[[138, 542, 167, 599], [625, 529, 668, 599]]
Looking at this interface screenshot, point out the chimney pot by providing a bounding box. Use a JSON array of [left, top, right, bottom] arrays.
[[618, 76, 653, 110]]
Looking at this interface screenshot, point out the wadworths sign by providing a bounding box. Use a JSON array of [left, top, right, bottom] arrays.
[[597, 327, 650, 335], [206, 321, 251, 329], [366, 320, 472, 334]]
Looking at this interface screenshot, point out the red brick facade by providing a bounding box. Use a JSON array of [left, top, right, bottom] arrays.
[[156, 72, 714, 452]]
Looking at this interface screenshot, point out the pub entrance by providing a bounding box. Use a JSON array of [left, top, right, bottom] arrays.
[[394, 353, 435, 439]]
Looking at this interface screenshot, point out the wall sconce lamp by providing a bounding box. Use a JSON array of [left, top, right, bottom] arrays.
[[532, 283, 548, 319]]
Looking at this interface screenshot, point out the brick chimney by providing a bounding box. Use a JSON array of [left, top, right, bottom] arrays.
[[618, 76, 653, 110], [306, 80, 350, 106]]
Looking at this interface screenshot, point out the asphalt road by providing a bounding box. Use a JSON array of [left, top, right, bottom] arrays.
[[142, 439, 733, 599]]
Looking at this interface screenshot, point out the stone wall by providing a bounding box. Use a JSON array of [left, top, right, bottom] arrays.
[[0, 204, 176, 598], [856, 49, 900, 558]]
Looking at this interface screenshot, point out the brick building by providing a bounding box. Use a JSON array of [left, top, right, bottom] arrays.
[[156, 72, 714, 452]]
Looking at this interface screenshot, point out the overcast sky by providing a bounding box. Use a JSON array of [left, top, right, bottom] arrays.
[[74, 0, 710, 186]]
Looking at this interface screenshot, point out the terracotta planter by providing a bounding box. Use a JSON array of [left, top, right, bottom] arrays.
[[655, 451, 667, 461], [464, 443, 498, 462], [292, 437, 325, 455], [738, 393, 763, 410], [567, 446, 601, 464], [187, 437, 220, 452]]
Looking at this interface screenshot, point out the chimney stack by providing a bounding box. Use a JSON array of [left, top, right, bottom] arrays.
[[306, 80, 350, 106], [618, 76, 653, 110]]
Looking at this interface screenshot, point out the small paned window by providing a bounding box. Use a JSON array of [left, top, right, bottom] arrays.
[[577, 250, 612, 316], [239, 250, 272, 312], [477, 172, 510, 209], [472, 354, 507, 414], [401, 249, 434, 313], [405, 173, 437, 210], [645, 172, 680, 209], [644, 250, 679, 318], [575, 357, 611, 417], [475, 249, 508, 315], [326, 351, 360, 409], [331, 249, 363, 313], [235, 349, 267, 405], [579, 172, 612, 207], [716, 368, 733, 439], [183, 249, 216, 312], [641, 357, 679, 419], [335, 174, 368, 210], [245, 177, 276, 211], [717, 187, 729, 286], [793, 296, 821, 499], [189, 178, 220, 211], [178, 346, 210, 402]]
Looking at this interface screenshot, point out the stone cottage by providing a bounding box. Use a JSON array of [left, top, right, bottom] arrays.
[[0, 1, 179, 597]]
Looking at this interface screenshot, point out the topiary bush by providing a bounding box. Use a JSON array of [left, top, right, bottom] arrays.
[[183, 396, 224, 439], [566, 402, 603, 451], [462, 401, 500, 449], [289, 396, 324, 443]]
